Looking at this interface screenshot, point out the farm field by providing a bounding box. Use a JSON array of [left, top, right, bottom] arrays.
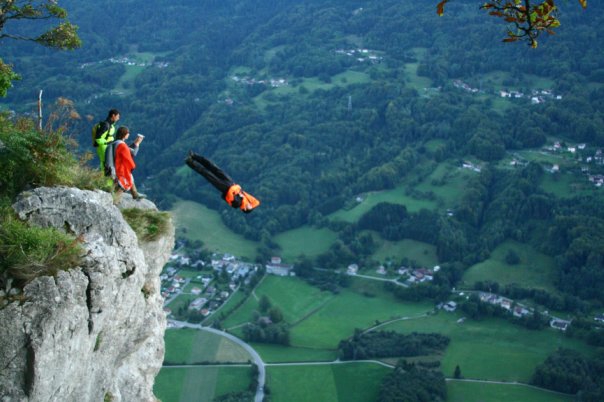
[[462, 240, 558, 292], [273, 226, 338, 261], [329, 185, 438, 223], [540, 171, 597, 198], [222, 275, 433, 349], [170, 200, 258, 260], [383, 312, 593, 383], [222, 276, 335, 331], [154, 366, 251, 402], [370, 234, 439, 267], [446, 380, 575, 402], [290, 285, 433, 349], [414, 161, 475, 207], [266, 362, 390, 402], [163, 328, 250, 364]]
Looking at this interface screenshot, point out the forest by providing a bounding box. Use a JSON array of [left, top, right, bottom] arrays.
[[338, 330, 450, 360]]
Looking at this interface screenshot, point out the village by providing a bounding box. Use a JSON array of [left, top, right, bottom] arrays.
[[161, 250, 301, 323], [79, 55, 170, 70], [452, 79, 563, 105], [458, 139, 604, 188], [334, 47, 383, 64], [161, 252, 259, 322], [230, 75, 289, 88]]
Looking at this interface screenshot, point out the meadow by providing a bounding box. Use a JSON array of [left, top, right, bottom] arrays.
[[462, 240, 559, 292], [273, 226, 339, 261], [154, 366, 251, 402], [170, 200, 258, 260], [220, 275, 433, 350], [383, 312, 593, 383], [163, 328, 250, 364], [446, 380, 575, 402], [221, 275, 335, 332], [369, 234, 439, 267], [328, 185, 437, 223], [413, 161, 476, 207], [156, 329, 253, 402], [266, 362, 390, 402]]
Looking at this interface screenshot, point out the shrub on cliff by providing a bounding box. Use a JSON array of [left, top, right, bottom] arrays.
[[0, 113, 107, 293]]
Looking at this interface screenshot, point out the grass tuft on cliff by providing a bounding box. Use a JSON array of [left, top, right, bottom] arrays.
[[121, 208, 171, 242], [0, 113, 108, 291], [0, 208, 84, 286]]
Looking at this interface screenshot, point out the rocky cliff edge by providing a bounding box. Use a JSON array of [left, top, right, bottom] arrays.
[[0, 187, 174, 402]]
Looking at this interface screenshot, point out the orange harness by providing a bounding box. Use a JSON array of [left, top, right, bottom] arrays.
[[224, 184, 260, 213]]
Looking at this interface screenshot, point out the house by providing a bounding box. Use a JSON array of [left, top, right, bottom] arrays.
[[191, 287, 202, 295], [513, 306, 530, 317], [347, 264, 359, 275], [550, 318, 571, 331], [376, 266, 387, 275], [189, 298, 208, 310], [220, 291, 230, 299], [443, 301, 457, 312], [266, 258, 293, 276], [499, 298, 513, 310], [594, 314, 604, 323]]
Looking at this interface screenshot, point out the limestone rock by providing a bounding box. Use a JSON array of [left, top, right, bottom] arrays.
[[0, 186, 174, 402]]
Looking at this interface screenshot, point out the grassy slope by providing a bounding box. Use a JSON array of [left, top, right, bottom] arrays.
[[384, 312, 592, 383], [171, 200, 259, 260], [446, 380, 574, 402], [273, 226, 339, 261], [267, 362, 390, 402], [462, 240, 558, 292]]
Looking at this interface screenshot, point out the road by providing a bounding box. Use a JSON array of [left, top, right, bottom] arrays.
[[169, 320, 266, 402]]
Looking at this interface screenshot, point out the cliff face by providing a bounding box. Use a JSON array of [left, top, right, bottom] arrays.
[[0, 187, 174, 402]]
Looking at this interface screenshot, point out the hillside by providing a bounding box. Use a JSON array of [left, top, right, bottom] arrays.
[[2, 0, 604, 315]]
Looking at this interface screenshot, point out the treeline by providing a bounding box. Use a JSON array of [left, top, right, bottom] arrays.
[[378, 360, 446, 402], [532, 349, 604, 401], [338, 330, 450, 360]]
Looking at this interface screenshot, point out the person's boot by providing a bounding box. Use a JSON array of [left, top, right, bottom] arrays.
[[130, 183, 146, 200]]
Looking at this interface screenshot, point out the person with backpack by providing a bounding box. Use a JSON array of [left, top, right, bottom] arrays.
[[111, 126, 145, 202], [93, 109, 120, 170], [185, 151, 260, 213]]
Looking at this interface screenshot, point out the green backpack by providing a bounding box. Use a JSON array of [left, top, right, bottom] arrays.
[[91, 121, 107, 147]]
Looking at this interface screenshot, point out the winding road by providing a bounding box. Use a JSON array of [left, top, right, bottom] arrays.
[[169, 320, 266, 402]]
